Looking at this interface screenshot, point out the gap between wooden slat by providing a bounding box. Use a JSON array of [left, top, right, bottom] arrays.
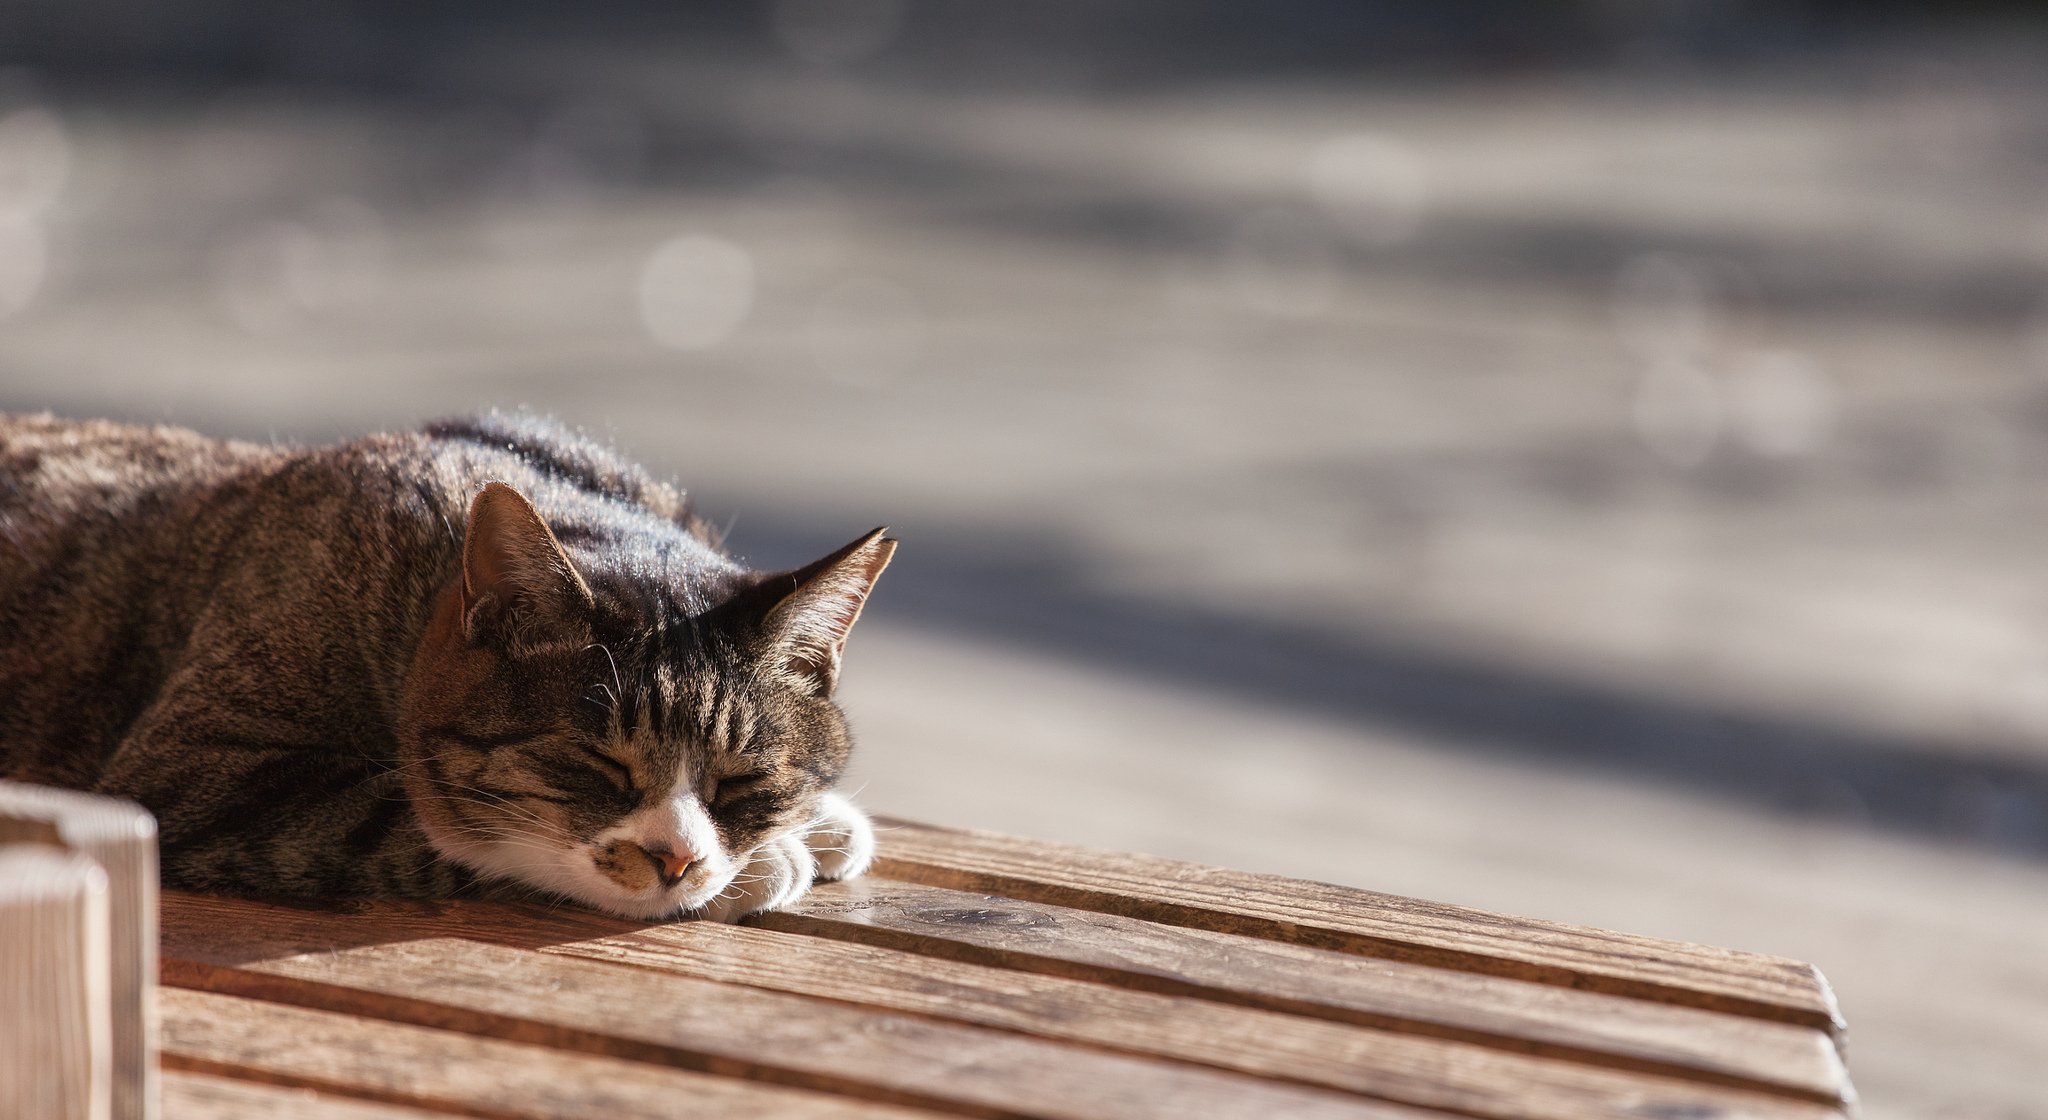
[[164, 1069, 466, 1120], [157, 905, 1435, 1120], [163, 1059, 507, 1120], [159, 988, 938, 1120], [159, 895, 1847, 1120], [746, 878, 1849, 1107], [549, 920, 1849, 1120], [871, 818, 1844, 1037], [163, 959, 1006, 1120]]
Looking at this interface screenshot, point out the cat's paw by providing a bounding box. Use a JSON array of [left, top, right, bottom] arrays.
[[690, 793, 874, 923], [695, 831, 815, 924], [806, 790, 876, 882]]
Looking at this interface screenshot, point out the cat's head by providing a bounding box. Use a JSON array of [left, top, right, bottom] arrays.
[[397, 481, 895, 919]]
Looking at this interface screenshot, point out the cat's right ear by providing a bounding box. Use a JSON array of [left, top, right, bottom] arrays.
[[461, 482, 593, 647], [750, 528, 897, 697]]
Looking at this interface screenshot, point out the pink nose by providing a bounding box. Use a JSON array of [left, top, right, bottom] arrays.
[[642, 843, 695, 888]]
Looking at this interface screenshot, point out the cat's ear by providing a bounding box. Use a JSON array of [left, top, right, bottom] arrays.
[[461, 481, 593, 646], [755, 528, 897, 697]]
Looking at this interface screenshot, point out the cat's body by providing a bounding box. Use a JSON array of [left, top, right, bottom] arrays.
[[0, 411, 889, 920]]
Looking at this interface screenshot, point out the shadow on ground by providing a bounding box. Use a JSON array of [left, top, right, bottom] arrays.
[[732, 515, 2048, 860]]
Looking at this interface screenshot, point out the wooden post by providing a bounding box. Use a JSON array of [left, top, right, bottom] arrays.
[[0, 783, 160, 1120], [0, 847, 111, 1120]]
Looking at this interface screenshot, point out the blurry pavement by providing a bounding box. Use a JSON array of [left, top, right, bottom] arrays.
[[4, 13, 2048, 1117]]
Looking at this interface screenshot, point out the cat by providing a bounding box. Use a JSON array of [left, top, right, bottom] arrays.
[[0, 410, 893, 921]]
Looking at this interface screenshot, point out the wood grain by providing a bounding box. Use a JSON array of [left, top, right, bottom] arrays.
[[0, 847, 111, 1120], [536, 906, 1847, 1120], [162, 1071, 460, 1120], [159, 894, 1434, 1120], [0, 781, 161, 1120], [752, 877, 1848, 1103], [160, 988, 934, 1120], [871, 818, 1844, 1034]]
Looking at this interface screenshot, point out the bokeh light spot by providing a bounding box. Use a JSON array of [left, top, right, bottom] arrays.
[[0, 107, 72, 218], [1303, 132, 1428, 247], [0, 216, 47, 319], [638, 234, 756, 351], [1728, 349, 1835, 458]]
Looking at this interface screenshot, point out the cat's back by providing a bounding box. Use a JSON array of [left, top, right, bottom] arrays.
[[413, 412, 725, 555], [0, 412, 279, 581], [1, 410, 725, 594]]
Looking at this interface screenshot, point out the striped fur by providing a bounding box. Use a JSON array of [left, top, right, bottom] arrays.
[[0, 411, 890, 918]]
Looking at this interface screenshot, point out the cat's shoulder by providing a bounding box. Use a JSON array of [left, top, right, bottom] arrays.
[[405, 412, 722, 551]]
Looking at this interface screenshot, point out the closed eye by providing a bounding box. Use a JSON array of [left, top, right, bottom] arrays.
[[712, 773, 770, 805], [500, 739, 641, 813], [424, 723, 551, 752], [576, 743, 637, 792]]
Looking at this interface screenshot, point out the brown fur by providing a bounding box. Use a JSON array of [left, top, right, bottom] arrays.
[[0, 410, 892, 909]]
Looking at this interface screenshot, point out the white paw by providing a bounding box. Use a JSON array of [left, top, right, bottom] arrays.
[[694, 832, 814, 924], [806, 791, 876, 882]]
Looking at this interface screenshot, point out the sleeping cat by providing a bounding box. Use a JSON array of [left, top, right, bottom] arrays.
[[0, 411, 892, 921]]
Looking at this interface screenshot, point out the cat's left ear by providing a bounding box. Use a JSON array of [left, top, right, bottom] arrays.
[[461, 481, 595, 647], [756, 528, 897, 697]]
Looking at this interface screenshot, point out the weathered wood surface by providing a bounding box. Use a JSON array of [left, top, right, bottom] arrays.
[[0, 847, 112, 1120], [160, 989, 933, 1120], [0, 781, 161, 1120], [162, 1071, 457, 1120], [155, 821, 1856, 1120], [871, 818, 1846, 1033], [757, 877, 1848, 1101]]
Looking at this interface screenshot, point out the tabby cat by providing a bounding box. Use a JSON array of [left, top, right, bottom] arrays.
[[0, 411, 893, 921]]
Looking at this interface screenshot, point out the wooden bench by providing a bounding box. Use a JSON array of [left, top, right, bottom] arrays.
[[8, 795, 1856, 1119], [159, 819, 1852, 1119]]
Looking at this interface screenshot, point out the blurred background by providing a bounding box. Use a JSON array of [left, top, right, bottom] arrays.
[[3, 2, 2046, 1114]]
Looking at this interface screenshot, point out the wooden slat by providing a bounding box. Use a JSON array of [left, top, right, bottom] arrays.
[[543, 908, 1846, 1120], [754, 877, 1848, 1104], [0, 847, 111, 1120], [159, 894, 1435, 1120], [160, 892, 1848, 1120], [161, 989, 928, 1120], [871, 818, 1844, 1033], [162, 1071, 459, 1120], [1, 781, 159, 1120]]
